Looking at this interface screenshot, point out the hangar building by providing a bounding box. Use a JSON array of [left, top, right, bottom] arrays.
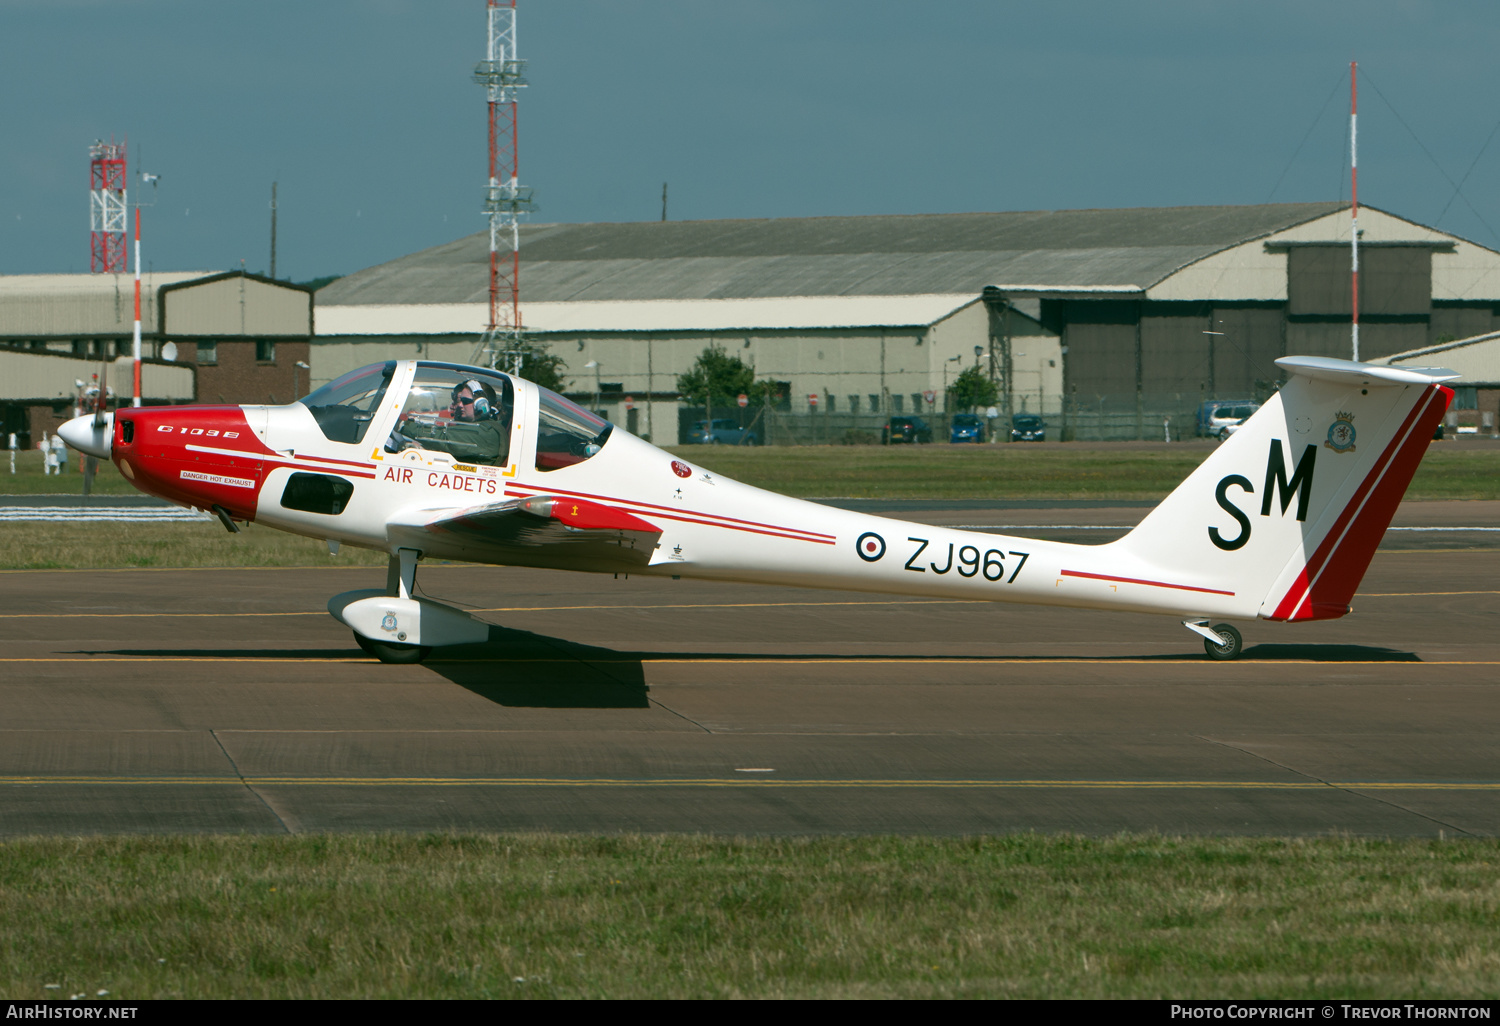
[[1382, 330, 1500, 435], [316, 201, 1500, 441], [0, 271, 314, 449]]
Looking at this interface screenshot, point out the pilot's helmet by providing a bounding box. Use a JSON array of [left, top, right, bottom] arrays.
[[453, 379, 499, 419]]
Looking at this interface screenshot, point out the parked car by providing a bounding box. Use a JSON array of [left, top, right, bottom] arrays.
[[881, 416, 932, 444], [1010, 413, 1046, 442], [692, 418, 757, 445], [949, 413, 985, 443], [1196, 400, 1260, 438], [1217, 415, 1251, 441]]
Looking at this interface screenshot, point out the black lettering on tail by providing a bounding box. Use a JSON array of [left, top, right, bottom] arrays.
[[1261, 441, 1316, 522], [1209, 474, 1254, 551]]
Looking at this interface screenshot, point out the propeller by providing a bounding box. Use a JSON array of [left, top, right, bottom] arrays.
[[81, 362, 108, 499]]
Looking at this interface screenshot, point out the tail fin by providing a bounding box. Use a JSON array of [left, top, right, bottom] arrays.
[[1116, 357, 1455, 621]]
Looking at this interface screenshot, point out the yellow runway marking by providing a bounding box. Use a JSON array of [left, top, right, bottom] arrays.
[[10, 611, 324, 619], [1355, 590, 1500, 597], [1, 775, 1496, 790], [12, 594, 1498, 619], [469, 600, 983, 613], [0, 565, 386, 575], [5, 599, 982, 619], [1375, 548, 1500, 555], [3, 656, 1500, 667]]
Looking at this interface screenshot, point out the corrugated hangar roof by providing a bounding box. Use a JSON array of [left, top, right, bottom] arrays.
[[1383, 331, 1500, 383], [320, 202, 1349, 306], [317, 294, 984, 337]]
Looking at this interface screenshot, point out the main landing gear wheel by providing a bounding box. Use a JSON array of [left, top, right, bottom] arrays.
[[353, 631, 432, 665], [1203, 623, 1243, 661]]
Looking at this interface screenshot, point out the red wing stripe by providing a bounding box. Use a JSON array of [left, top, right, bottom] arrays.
[[264, 458, 377, 480], [504, 482, 835, 542], [1061, 569, 1235, 597], [1271, 386, 1441, 620], [295, 453, 377, 470]]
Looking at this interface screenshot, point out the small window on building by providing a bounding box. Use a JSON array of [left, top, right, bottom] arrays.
[[868, 393, 880, 413], [256, 340, 276, 363], [892, 394, 904, 413], [197, 340, 218, 365], [1452, 386, 1478, 411], [825, 394, 836, 413], [848, 395, 860, 414], [911, 393, 924, 412]]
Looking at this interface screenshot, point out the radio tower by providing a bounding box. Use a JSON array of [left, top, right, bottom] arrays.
[[471, 0, 534, 372], [89, 140, 128, 273]]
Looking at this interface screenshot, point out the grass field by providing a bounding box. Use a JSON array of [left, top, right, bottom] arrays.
[[1, 833, 1495, 999], [0, 520, 387, 571], [6, 440, 1499, 503], [6, 446, 1497, 999], [2, 442, 1494, 571], [3, 451, 138, 496], [665, 441, 1500, 501]]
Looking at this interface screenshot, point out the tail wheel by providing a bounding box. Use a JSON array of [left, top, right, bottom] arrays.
[[353, 631, 431, 665], [1203, 623, 1243, 661]]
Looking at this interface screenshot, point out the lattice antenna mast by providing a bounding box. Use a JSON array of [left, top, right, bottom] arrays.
[[472, 0, 534, 372], [89, 140, 128, 273]]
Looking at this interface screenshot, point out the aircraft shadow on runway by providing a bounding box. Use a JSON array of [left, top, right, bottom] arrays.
[[1239, 643, 1420, 662], [74, 634, 1415, 713], [425, 624, 650, 708], [76, 624, 652, 710]]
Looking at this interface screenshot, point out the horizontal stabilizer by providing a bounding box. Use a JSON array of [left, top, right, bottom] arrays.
[[1276, 356, 1459, 388]]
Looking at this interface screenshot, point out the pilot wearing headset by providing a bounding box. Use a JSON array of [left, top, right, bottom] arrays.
[[443, 379, 509, 464], [392, 378, 509, 465]]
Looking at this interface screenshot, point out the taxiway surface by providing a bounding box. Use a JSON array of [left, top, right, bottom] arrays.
[[2, 502, 1497, 837]]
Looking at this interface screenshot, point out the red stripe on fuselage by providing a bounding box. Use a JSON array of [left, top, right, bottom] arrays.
[[1059, 569, 1236, 597], [295, 452, 377, 470]]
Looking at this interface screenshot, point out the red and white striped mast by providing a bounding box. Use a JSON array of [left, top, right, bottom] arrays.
[[473, 0, 533, 371], [1350, 60, 1360, 363], [129, 164, 159, 408], [88, 140, 127, 273], [131, 206, 142, 406]]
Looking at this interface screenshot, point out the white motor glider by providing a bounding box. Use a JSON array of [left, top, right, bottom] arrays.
[[60, 356, 1455, 663]]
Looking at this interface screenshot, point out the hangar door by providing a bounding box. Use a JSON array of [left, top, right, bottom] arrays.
[[1286, 244, 1433, 361]]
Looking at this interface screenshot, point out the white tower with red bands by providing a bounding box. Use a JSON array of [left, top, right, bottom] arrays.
[[472, 0, 534, 372], [1350, 61, 1360, 363]]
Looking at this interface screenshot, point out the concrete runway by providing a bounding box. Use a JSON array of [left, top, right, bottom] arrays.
[[3, 501, 1498, 837]]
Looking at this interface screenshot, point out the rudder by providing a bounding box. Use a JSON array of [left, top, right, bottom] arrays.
[[1114, 357, 1455, 622]]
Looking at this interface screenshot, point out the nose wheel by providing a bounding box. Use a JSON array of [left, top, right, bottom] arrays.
[[353, 631, 432, 665], [1182, 619, 1243, 661]]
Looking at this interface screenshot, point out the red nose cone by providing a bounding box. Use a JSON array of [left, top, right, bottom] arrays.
[[112, 406, 271, 519]]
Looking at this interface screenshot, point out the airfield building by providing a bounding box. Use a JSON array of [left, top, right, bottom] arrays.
[[0, 271, 313, 449], [315, 202, 1500, 441]]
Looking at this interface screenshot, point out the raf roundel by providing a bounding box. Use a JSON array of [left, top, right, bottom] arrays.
[[855, 532, 886, 562], [671, 460, 693, 479]]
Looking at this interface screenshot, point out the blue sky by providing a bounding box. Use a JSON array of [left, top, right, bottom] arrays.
[[5, 0, 1500, 281]]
